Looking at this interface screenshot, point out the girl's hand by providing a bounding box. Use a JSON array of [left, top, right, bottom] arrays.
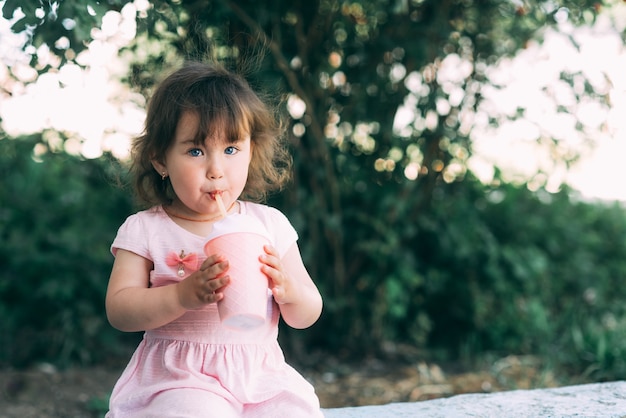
[[259, 243, 323, 329], [176, 254, 231, 309], [260, 245, 298, 305]]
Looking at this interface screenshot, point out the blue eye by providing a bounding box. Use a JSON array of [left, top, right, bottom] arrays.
[[188, 148, 203, 157], [225, 146, 238, 155]]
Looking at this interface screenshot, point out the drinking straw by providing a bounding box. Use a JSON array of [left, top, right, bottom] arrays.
[[215, 193, 228, 219]]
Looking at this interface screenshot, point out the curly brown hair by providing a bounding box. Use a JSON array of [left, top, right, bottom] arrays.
[[131, 61, 292, 206]]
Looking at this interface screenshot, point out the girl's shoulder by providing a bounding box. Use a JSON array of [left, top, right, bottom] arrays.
[[112, 206, 167, 257], [240, 201, 290, 226], [240, 201, 298, 255], [117, 206, 167, 233]]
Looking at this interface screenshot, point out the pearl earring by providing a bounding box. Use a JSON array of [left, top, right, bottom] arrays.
[[161, 171, 167, 180]]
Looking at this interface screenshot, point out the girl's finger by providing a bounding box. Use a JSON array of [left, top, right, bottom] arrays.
[[200, 254, 226, 270]]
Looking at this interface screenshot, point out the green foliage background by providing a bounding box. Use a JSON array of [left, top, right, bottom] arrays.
[[3, 134, 626, 383], [0, 136, 136, 366], [2, 0, 626, 385]]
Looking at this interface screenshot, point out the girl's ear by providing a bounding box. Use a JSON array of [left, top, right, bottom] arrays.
[[151, 160, 167, 178]]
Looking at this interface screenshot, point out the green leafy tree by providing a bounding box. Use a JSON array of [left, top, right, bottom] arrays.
[[0, 135, 136, 366], [2, 0, 620, 363]]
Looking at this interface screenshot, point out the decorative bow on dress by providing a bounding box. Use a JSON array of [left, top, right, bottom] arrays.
[[166, 250, 198, 277]]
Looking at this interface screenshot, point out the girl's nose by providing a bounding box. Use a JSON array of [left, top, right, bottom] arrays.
[[206, 156, 224, 179]]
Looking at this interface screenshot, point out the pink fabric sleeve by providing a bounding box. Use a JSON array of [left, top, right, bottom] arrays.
[[110, 213, 152, 261], [246, 204, 298, 257]]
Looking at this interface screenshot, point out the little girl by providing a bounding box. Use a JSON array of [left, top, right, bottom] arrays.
[[105, 61, 324, 417]]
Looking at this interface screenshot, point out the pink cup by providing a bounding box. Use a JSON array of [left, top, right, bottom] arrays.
[[203, 214, 271, 330]]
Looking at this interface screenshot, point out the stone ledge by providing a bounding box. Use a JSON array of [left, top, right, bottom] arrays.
[[322, 381, 626, 417]]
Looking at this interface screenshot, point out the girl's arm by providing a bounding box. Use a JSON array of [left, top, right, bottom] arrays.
[[105, 249, 230, 332], [261, 243, 323, 329]]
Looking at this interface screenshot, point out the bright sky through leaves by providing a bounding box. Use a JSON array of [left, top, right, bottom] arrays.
[[1, 1, 626, 201]]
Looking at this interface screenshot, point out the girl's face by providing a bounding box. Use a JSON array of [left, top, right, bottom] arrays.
[[153, 111, 251, 218]]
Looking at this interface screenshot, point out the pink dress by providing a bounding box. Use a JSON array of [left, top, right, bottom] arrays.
[[106, 202, 323, 418]]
